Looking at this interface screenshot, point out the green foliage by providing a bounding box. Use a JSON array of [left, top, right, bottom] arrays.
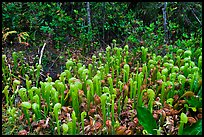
[[183, 120, 202, 135], [2, 2, 202, 53], [178, 112, 188, 135], [186, 96, 202, 108], [136, 106, 157, 135]]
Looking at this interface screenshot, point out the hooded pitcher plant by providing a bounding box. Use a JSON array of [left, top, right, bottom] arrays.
[[21, 102, 32, 126], [123, 64, 130, 84], [25, 74, 32, 90], [66, 59, 74, 70], [72, 110, 77, 134], [101, 93, 109, 127], [178, 74, 186, 96], [70, 83, 80, 119], [147, 89, 155, 113], [45, 83, 52, 112], [137, 72, 144, 105], [54, 103, 62, 135], [32, 102, 41, 120], [178, 112, 188, 135], [18, 88, 28, 102], [81, 111, 87, 134], [108, 77, 113, 95], [3, 85, 9, 108], [62, 123, 68, 135]]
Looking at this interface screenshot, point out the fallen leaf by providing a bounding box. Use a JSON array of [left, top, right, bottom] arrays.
[[62, 106, 68, 113], [138, 67, 142, 72], [128, 121, 136, 129], [188, 117, 197, 124], [88, 108, 96, 115], [18, 130, 27, 135], [19, 114, 24, 121], [197, 113, 202, 119], [94, 122, 102, 130], [106, 120, 111, 128], [153, 113, 159, 120], [25, 118, 32, 124], [38, 120, 45, 126], [133, 117, 139, 125], [78, 89, 84, 96], [125, 129, 133, 135], [107, 74, 112, 78], [35, 126, 41, 133], [42, 117, 50, 129], [101, 80, 105, 84], [94, 94, 101, 105], [31, 121, 38, 128], [116, 126, 127, 135]]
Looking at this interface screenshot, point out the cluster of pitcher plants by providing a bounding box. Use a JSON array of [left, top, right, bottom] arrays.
[[2, 40, 202, 135]]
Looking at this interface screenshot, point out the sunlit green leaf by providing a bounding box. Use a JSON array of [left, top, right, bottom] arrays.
[[136, 106, 157, 135]]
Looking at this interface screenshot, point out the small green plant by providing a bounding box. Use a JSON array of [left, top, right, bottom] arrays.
[[178, 74, 186, 96], [54, 103, 62, 135], [178, 112, 188, 135], [111, 94, 116, 134], [141, 46, 148, 63], [92, 55, 97, 73], [147, 89, 155, 113], [6, 107, 17, 123], [88, 64, 93, 79], [62, 123, 68, 135], [18, 88, 28, 102], [81, 111, 87, 134], [101, 93, 108, 128], [137, 72, 144, 106], [160, 81, 167, 105], [129, 78, 133, 99], [21, 102, 31, 126], [71, 110, 77, 134], [12, 52, 18, 73], [32, 103, 41, 121], [45, 83, 52, 113], [108, 77, 113, 95], [56, 81, 65, 106], [66, 59, 74, 70], [25, 74, 32, 90], [2, 85, 9, 108], [86, 79, 94, 107], [106, 46, 111, 71], [68, 121, 73, 135], [51, 86, 59, 104], [123, 64, 130, 84], [93, 74, 101, 96], [13, 79, 20, 93], [70, 82, 81, 119], [168, 72, 177, 98]]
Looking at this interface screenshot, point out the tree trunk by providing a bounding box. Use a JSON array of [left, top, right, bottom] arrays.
[[162, 2, 168, 44], [102, 2, 106, 41], [162, 2, 168, 56], [86, 2, 92, 33]]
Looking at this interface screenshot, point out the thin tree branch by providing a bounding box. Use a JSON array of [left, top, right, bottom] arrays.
[[39, 43, 46, 66], [191, 8, 202, 26]]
